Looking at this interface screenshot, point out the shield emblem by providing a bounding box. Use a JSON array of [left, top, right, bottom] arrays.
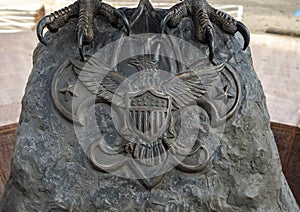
[[127, 89, 171, 143]]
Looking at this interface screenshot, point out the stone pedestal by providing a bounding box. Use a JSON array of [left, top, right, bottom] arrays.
[[1, 3, 299, 211]]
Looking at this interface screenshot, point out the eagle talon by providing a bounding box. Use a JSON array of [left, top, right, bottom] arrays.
[[77, 29, 85, 61], [114, 10, 130, 36], [36, 0, 130, 58], [161, 0, 250, 60], [37, 15, 54, 45], [160, 12, 173, 33], [205, 27, 215, 61], [237, 21, 250, 50]]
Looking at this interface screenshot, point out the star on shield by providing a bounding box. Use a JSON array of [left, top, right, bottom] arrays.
[[59, 82, 78, 102], [215, 85, 234, 104]]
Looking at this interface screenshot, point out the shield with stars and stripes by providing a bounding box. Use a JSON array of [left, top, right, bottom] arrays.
[[127, 89, 171, 143]]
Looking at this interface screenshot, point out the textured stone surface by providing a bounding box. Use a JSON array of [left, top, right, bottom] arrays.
[[2, 123, 300, 208], [1, 9, 299, 212]]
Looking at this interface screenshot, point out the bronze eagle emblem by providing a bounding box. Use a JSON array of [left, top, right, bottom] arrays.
[[71, 57, 223, 167]]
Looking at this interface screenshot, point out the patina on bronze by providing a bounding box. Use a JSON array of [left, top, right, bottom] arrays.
[[37, 0, 250, 61], [48, 0, 243, 190]]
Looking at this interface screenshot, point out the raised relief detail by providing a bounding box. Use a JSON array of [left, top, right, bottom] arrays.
[[59, 82, 79, 102], [49, 0, 243, 190], [51, 56, 241, 189], [37, 0, 249, 61]]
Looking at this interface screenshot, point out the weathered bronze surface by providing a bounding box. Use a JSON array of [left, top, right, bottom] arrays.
[[52, 56, 241, 189], [37, 0, 249, 60], [49, 0, 242, 189]]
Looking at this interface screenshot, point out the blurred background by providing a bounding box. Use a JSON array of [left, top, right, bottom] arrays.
[[0, 0, 299, 204]]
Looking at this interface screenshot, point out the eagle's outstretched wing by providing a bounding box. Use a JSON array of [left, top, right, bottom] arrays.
[[71, 59, 127, 106], [163, 63, 224, 109]]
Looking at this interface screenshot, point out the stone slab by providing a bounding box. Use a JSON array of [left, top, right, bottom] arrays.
[[0, 7, 299, 209]]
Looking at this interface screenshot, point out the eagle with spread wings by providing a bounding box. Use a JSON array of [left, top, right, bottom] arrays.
[[70, 57, 224, 109]]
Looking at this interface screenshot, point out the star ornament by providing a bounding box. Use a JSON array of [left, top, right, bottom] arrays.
[[216, 85, 234, 104], [59, 82, 78, 102]]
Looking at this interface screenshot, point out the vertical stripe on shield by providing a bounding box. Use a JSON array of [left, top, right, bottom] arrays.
[[138, 110, 142, 131], [151, 111, 155, 136], [144, 110, 147, 133], [129, 107, 169, 141], [156, 111, 160, 134]]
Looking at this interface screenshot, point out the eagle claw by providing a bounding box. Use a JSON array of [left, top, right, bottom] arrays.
[[37, 0, 249, 61], [237, 21, 250, 50], [36, 0, 130, 60], [161, 0, 250, 60], [37, 15, 53, 45]]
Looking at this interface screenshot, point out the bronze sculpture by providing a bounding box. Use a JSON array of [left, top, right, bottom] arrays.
[[37, 0, 250, 60], [47, 0, 243, 189]]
